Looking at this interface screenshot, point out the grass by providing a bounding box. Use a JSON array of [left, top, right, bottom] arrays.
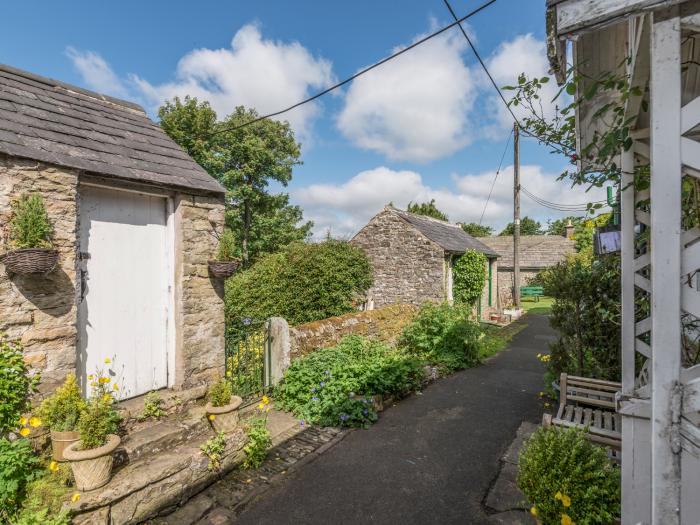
[[479, 321, 527, 360], [520, 295, 554, 314]]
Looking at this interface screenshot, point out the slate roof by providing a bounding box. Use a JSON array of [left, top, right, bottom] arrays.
[[480, 235, 576, 269], [0, 64, 225, 195], [392, 208, 499, 257]]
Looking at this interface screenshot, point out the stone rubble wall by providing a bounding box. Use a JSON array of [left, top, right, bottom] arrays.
[[350, 208, 446, 307], [288, 304, 418, 361], [0, 154, 79, 394], [495, 269, 539, 307]]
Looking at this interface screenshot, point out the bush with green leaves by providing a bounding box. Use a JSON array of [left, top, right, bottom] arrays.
[[77, 394, 119, 449], [208, 378, 232, 407], [225, 240, 372, 325], [452, 250, 486, 307], [38, 374, 85, 432], [200, 432, 227, 471], [140, 391, 165, 420], [517, 426, 620, 525], [217, 229, 238, 261], [7, 194, 53, 249], [276, 336, 423, 428], [14, 468, 73, 525], [0, 438, 41, 521], [0, 334, 38, 435], [398, 303, 483, 372], [242, 417, 272, 469]]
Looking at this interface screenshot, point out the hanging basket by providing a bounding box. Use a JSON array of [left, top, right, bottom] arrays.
[[1, 248, 59, 275], [208, 260, 241, 278]]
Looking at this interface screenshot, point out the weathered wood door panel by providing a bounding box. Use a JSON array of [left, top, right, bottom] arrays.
[[78, 186, 171, 398]]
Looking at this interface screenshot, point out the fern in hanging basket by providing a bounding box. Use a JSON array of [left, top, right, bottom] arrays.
[[209, 229, 240, 278], [1, 194, 58, 275]]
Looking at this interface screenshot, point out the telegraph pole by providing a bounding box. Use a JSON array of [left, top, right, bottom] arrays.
[[513, 121, 521, 308]]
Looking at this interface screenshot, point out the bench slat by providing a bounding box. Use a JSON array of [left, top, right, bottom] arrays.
[[563, 405, 574, 422], [551, 416, 622, 441], [574, 406, 584, 425], [583, 408, 593, 427], [594, 409, 602, 429], [603, 411, 613, 431], [567, 385, 617, 399], [568, 395, 616, 410], [566, 375, 622, 389]]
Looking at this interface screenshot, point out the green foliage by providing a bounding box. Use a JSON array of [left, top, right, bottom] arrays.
[[406, 200, 448, 221], [159, 99, 312, 266], [77, 395, 119, 450], [0, 438, 41, 521], [225, 240, 373, 325], [0, 334, 38, 435], [38, 374, 85, 433], [7, 194, 53, 249], [460, 222, 493, 237], [541, 254, 620, 380], [208, 378, 232, 408], [499, 216, 543, 236], [398, 303, 483, 372], [517, 426, 620, 525], [546, 216, 584, 237], [140, 391, 165, 420], [242, 417, 272, 470], [452, 250, 487, 307], [573, 213, 613, 255], [216, 229, 238, 261], [276, 336, 423, 428], [200, 432, 227, 471], [12, 508, 71, 525], [15, 469, 73, 525]]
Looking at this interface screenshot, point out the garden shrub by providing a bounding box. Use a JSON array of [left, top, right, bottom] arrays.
[[398, 303, 483, 372], [38, 374, 85, 432], [0, 438, 41, 521], [140, 391, 165, 420], [0, 334, 38, 435], [276, 336, 423, 428], [217, 229, 237, 261], [452, 250, 486, 307], [517, 426, 620, 525], [242, 417, 272, 469], [200, 432, 227, 471], [15, 469, 73, 525], [77, 368, 120, 449], [7, 194, 53, 249], [208, 378, 232, 407], [225, 240, 373, 325]]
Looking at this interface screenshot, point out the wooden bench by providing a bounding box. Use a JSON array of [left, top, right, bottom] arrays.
[[542, 373, 622, 450], [520, 286, 544, 302]]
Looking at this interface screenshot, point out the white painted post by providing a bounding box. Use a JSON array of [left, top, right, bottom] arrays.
[[650, 9, 682, 524], [621, 146, 635, 397]]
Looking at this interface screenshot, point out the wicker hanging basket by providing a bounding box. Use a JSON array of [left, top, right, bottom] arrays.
[[1, 248, 59, 275], [208, 259, 241, 278]]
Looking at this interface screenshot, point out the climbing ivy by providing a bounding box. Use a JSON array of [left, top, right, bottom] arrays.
[[452, 250, 486, 307]]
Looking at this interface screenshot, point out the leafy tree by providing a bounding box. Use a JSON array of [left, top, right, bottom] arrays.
[[546, 216, 584, 237], [406, 200, 448, 221], [159, 97, 312, 266], [460, 222, 493, 237], [499, 216, 543, 236]]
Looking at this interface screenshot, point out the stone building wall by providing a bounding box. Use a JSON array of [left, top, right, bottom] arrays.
[[495, 268, 539, 307], [0, 154, 79, 394], [288, 304, 418, 360], [350, 209, 446, 308], [480, 258, 499, 316]]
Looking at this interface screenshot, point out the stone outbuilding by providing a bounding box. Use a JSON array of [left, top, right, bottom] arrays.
[[480, 235, 576, 306], [350, 206, 499, 317], [0, 64, 227, 398]]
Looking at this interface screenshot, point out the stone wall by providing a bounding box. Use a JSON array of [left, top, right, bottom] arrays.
[[495, 269, 539, 307], [0, 154, 79, 394], [175, 194, 226, 388], [350, 208, 446, 307], [289, 304, 418, 360]]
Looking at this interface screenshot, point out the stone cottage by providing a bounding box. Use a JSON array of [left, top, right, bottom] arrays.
[[350, 206, 499, 317], [480, 235, 576, 306], [0, 64, 226, 398]]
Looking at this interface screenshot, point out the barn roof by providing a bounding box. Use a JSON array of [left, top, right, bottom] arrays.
[[0, 64, 225, 195], [479, 235, 576, 270], [392, 208, 499, 257]]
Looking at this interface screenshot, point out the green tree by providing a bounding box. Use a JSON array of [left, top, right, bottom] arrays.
[[159, 97, 312, 266], [406, 200, 448, 221], [499, 216, 543, 236], [460, 222, 493, 237], [546, 216, 584, 236]]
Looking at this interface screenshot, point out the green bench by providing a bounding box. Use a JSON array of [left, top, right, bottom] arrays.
[[520, 286, 544, 302]]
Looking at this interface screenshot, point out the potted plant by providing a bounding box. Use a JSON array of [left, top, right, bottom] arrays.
[[208, 229, 240, 278], [1, 193, 58, 274], [205, 378, 242, 433], [38, 373, 86, 462], [63, 372, 121, 491]]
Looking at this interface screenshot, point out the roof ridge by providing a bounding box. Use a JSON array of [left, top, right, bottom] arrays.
[[0, 63, 145, 114], [392, 206, 461, 228]]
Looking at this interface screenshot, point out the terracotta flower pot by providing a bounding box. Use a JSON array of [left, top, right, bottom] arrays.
[[50, 430, 80, 462], [205, 396, 243, 433], [64, 434, 121, 491]]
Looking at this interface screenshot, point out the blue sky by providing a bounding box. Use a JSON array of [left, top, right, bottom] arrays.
[[1, 0, 606, 237]]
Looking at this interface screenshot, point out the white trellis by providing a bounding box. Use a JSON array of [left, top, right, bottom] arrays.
[[547, 1, 700, 524]]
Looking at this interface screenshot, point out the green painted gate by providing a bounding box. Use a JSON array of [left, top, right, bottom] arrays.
[[225, 318, 271, 404]]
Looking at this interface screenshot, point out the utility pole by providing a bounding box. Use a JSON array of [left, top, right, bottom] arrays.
[[513, 121, 521, 308]]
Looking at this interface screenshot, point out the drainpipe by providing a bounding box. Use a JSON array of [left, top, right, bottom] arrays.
[[488, 259, 492, 307], [607, 186, 620, 225]]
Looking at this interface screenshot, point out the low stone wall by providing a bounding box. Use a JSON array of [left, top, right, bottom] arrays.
[[288, 304, 417, 360]]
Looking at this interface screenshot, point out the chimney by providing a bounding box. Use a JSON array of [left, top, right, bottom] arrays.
[[565, 220, 575, 240]]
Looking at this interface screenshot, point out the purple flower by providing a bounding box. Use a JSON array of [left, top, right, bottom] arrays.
[[319, 381, 325, 387], [362, 399, 368, 404], [242, 317, 252, 326], [324, 370, 331, 375], [339, 414, 349, 421], [362, 409, 369, 415], [300, 420, 305, 427], [311, 387, 316, 393], [312, 396, 319, 402]]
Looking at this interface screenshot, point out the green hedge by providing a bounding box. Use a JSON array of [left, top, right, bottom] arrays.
[[225, 240, 372, 325]]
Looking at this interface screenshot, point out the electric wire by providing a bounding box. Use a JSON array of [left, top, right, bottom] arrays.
[[521, 185, 607, 212], [204, 0, 498, 136], [478, 129, 512, 225]]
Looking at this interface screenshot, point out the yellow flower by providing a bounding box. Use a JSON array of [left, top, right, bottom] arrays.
[[49, 461, 59, 472], [71, 492, 81, 503], [90, 382, 98, 388], [102, 394, 113, 402], [88, 374, 94, 380], [113, 383, 119, 391], [29, 416, 41, 427], [561, 494, 571, 508], [561, 513, 574, 525], [19, 427, 30, 437], [209, 414, 216, 421], [262, 395, 270, 405], [538, 391, 545, 397], [104, 357, 111, 364], [258, 403, 264, 410], [530, 506, 537, 517], [544, 402, 551, 409], [266, 407, 271, 412], [555, 491, 562, 500], [18, 416, 27, 426], [99, 376, 110, 384]]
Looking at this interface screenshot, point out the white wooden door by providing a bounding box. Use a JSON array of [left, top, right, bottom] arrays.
[[78, 186, 172, 398]]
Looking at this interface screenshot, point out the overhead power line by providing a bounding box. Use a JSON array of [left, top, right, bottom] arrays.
[[479, 128, 512, 225], [521, 185, 607, 212], [205, 0, 498, 136]]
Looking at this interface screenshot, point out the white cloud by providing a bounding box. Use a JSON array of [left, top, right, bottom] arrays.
[[65, 47, 129, 99], [131, 24, 333, 141], [337, 30, 477, 163], [294, 165, 607, 238]]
